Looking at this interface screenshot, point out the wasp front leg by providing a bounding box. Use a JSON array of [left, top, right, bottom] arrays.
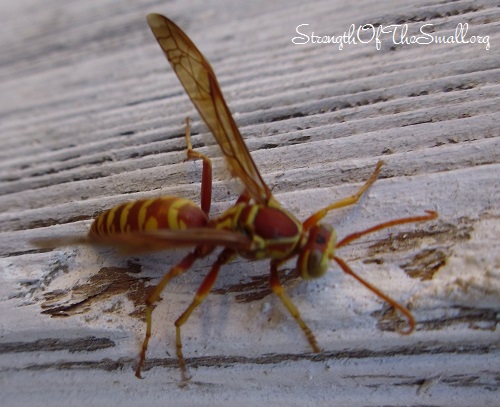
[[303, 161, 384, 230], [269, 259, 321, 353], [184, 117, 213, 215]]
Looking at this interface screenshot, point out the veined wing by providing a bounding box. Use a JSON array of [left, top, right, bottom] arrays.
[[147, 13, 273, 205], [31, 228, 253, 255]]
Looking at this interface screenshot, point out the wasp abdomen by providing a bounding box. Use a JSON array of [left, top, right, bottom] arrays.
[[89, 196, 208, 237]]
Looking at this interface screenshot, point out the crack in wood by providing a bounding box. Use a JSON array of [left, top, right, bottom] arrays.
[[0, 336, 114, 354], [12, 342, 499, 378], [401, 248, 447, 280], [374, 305, 500, 333], [40, 261, 155, 318]]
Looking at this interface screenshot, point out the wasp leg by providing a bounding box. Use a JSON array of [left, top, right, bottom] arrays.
[[269, 259, 320, 353], [135, 246, 213, 379], [235, 189, 251, 204], [184, 117, 213, 215], [174, 248, 235, 383], [303, 161, 384, 229]]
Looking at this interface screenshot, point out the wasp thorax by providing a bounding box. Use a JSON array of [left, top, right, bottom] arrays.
[[297, 224, 336, 279]]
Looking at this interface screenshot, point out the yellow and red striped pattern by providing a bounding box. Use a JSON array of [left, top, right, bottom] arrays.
[[89, 196, 208, 237], [212, 203, 303, 260]]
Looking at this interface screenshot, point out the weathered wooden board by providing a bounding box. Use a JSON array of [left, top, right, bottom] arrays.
[[1, 0, 499, 405]]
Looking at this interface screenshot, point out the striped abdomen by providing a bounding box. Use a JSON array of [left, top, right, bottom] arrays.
[[89, 196, 208, 238]]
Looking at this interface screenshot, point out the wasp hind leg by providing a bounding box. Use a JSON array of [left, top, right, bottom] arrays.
[[135, 247, 212, 379], [174, 248, 235, 384], [184, 117, 213, 215]]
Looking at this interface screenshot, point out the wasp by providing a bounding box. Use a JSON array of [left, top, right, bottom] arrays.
[[34, 14, 438, 382]]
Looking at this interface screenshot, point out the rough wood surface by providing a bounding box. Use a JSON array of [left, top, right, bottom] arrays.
[[0, 0, 499, 406]]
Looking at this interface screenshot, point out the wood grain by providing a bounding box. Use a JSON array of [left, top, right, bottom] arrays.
[[1, 0, 499, 405]]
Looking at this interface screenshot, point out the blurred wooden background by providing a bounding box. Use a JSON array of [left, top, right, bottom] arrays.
[[0, 0, 499, 405]]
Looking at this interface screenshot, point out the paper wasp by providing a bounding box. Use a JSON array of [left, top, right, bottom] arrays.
[[34, 14, 438, 382]]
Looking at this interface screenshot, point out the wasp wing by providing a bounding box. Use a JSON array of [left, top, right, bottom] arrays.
[[31, 228, 253, 255], [147, 13, 273, 205]]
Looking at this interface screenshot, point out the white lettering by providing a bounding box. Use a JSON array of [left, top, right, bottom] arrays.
[[292, 24, 310, 45], [418, 24, 434, 45], [291, 22, 491, 51]]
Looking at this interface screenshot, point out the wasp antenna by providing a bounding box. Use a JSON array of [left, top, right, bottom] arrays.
[[337, 210, 438, 248], [333, 255, 416, 335]]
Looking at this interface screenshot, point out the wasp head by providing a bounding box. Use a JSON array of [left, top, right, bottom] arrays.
[[297, 224, 336, 280]]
